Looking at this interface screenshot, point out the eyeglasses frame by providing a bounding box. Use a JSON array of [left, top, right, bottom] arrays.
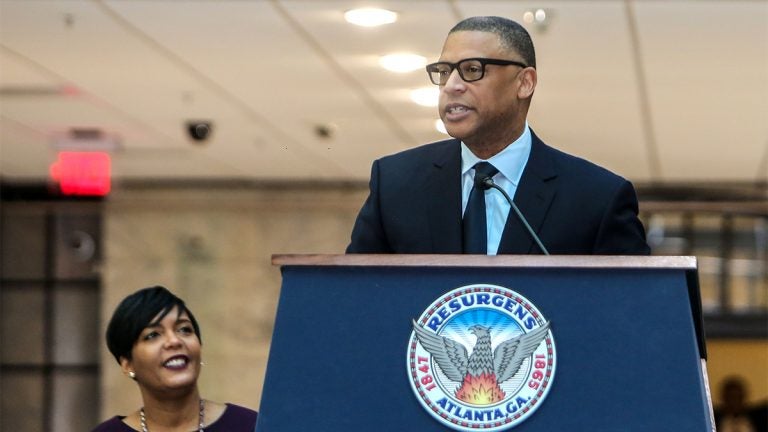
[[425, 57, 529, 85]]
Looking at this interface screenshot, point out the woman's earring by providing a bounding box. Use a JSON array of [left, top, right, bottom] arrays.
[[128, 371, 136, 379], [200, 361, 205, 366]]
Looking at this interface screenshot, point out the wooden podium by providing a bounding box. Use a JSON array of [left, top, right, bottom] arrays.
[[256, 255, 714, 431]]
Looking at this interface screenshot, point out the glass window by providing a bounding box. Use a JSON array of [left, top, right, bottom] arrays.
[[51, 370, 99, 432], [1, 208, 46, 279], [52, 286, 99, 364], [0, 372, 44, 431], [1, 287, 45, 364]]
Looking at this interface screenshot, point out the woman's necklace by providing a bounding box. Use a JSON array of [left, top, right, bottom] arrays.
[[140, 398, 204, 432]]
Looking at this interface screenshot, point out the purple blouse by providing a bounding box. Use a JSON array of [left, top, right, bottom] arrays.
[[91, 403, 257, 432]]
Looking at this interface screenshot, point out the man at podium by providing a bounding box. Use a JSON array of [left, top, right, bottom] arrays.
[[347, 16, 650, 256]]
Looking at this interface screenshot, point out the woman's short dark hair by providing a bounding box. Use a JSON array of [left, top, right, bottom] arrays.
[[106, 286, 201, 364]]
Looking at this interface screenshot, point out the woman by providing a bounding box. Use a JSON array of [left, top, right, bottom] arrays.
[[92, 286, 258, 431]]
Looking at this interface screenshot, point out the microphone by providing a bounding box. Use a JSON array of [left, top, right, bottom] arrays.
[[475, 175, 550, 255]]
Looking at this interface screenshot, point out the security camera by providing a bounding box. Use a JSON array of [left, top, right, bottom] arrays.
[[186, 121, 213, 142], [314, 123, 336, 140]]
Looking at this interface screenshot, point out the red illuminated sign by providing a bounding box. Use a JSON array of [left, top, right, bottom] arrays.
[[49, 151, 111, 196]]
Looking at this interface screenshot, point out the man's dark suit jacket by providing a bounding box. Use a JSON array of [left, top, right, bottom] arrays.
[[347, 131, 650, 255]]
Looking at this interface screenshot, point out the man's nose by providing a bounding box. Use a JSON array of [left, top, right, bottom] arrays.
[[443, 67, 466, 90]]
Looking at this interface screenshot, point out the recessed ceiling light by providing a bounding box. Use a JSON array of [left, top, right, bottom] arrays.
[[410, 87, 439, 107], [523, 8, 551, 32], [344, 8, 397, 27], [379, 53, 427, 73], [524, 9, 548, 24], [435, 119, 448, 134]]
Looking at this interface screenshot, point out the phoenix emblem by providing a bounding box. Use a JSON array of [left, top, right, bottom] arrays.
[[412, 320, 551, 405]]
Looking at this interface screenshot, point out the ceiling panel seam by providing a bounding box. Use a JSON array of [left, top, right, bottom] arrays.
[[0, 43, 181, 152], [0, 43, 64, 84], [446, 0, 465, 22], [0, 113, 48, 139], [269, 0, 417, 148], [625, 0, 663, 180], [94, 0, 348, 175], [0, 114, 49, 175]]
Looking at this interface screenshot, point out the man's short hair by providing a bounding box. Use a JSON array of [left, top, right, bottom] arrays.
[[106, 285, 201, 364], [450, 16, 536, 69]]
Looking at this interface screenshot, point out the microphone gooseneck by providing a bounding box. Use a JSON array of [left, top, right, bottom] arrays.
[[481, 176, 550, 255]]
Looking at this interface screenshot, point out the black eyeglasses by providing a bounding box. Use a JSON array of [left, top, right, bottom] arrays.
[[426, 57, 528, 85]]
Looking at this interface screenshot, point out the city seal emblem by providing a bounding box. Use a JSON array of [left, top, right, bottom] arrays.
[[407, 284, 556, 431]]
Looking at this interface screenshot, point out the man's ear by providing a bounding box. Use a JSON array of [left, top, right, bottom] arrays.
[[517, 67, 537, 99]]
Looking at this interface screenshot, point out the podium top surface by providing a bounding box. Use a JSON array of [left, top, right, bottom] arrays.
[[272, 254, 696, 270]]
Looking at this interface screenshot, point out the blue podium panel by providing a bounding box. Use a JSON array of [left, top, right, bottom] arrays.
[[257, 257, 711, 431]]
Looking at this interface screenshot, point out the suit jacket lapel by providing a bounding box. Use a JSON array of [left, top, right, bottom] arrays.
[[498, 132, 558, 254], [425, 140, 463, 253]]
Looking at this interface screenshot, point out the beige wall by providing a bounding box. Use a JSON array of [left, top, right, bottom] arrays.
[[100, 185, 366, 420]]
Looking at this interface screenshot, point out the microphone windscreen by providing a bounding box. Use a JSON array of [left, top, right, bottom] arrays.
[[478, 177, 494, 190]]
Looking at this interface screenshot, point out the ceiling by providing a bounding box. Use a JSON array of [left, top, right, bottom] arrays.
[[1, 0, 766, 186]]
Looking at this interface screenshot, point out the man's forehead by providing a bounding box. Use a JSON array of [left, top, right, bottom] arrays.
[[439, 30, 508, 60]]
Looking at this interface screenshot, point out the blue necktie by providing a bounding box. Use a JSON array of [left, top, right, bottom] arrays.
[[463, 162, 499, 254]]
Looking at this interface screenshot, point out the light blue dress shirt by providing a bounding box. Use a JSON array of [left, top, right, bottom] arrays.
[[461, 124, 532, 255]]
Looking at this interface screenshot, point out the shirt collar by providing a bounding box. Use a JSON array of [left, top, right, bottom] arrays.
[[460, 122, 532, 186]]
